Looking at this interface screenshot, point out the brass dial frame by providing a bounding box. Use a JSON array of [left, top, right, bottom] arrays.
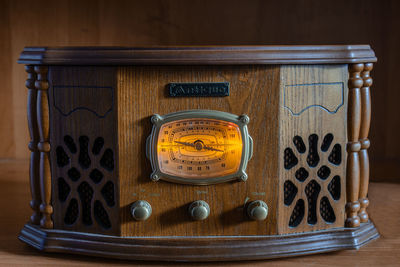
[[146, 110, 253, 185]]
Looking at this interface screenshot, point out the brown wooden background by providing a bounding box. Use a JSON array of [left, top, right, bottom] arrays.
[[0, 0, 399, 182]]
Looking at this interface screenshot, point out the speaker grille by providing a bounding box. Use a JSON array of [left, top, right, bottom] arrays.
[[55, 135, 116, 232], [283, 133, 342, 229]]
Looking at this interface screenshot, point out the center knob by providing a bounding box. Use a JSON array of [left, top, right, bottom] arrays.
[[194, 140, 204, 151], [189, 200, 210, 220], [247, 200, 268, 221]]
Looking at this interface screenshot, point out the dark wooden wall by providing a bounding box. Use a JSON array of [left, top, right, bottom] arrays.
[[0, 0, 399, 182]]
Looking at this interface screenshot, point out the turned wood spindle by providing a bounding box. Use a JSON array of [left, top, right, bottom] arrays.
[[35, 66, 53, 229], [345, 63, 364, 228], [358, 63, 373, 223], [26, 65, 41, 225]]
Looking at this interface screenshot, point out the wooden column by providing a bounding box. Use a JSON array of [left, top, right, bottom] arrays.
[[358, 63, 373, 223], [345, 63, 364, 228], [35, 66, 53, 229], [26, 65, 41, 225]]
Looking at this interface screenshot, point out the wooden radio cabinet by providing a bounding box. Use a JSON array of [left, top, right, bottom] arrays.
[[18, 45, 379, 261]]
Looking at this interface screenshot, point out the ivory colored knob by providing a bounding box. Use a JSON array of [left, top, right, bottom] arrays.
[[131, 200, 152, 221], [247, 200, 268, 221], [189, 200, 210, 221]]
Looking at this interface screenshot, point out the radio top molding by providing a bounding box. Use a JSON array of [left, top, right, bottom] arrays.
[[18, 45, 376, 65]]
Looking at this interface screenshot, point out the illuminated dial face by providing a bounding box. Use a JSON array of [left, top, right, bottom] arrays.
[[146, 110, 252, 185], [157, 119, 243, 179]]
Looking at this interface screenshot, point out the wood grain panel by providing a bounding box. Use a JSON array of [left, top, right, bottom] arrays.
[[118, 65, 280, 236], [278, 65, 348, 234], [49, 67, 119, 235], [0, 0, 15, 158]]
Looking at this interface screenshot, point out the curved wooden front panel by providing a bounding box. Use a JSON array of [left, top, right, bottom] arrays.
[[45, 64, 350, 237], [117, 65, 281, 236]]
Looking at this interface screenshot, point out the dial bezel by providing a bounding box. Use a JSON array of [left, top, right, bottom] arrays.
[[146, 110, 253, 185]]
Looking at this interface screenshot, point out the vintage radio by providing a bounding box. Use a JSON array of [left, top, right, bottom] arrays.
[[18, 45, 379, 261]]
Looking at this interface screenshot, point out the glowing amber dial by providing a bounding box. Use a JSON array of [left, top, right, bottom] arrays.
[[157, 119, 243, 179]]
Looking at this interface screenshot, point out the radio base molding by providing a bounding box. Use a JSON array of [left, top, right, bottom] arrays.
[[19, 221, 379, 262]]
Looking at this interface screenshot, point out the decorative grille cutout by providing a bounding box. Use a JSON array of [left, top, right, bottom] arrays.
[[101, 181, 115, 207], [295, 167, 309, 182], [284, 148, 298, 170], [58, 177, 70, 202], [328, 175, 341, 200], [283, 133, 343, 229], [67, 167, 81, 182], [79, 136, 91, 169], [289, 199, 305, 227], [100, 148, 114, 171], [293, 136, 306, 153], [64, 135, 77, 154], [328, 144, 342, 165], [56, 146, 69, 167], [64, 198, 79, 225], [94, 200, 111, 229], [92, 137, 104, 155], [56, 135, 116, 231], [320, 196, 336, 223], [89, 168, 104, 184], [306, 134, 320, 167], [284, 180, 298, 206], [321, 133, 333, 152], [78, 181, 93, 226], [305, 180, 321, 225], [317, 165, 331, 180]]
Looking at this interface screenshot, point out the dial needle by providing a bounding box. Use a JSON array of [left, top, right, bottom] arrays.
[[203, 146, 224, 152], [174, 141, 195, 148], [174, 141, 224, 152]]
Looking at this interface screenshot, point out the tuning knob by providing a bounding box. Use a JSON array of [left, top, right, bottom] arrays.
[[189, 200, 210, 221], [247, 200, 268, 221], [131, 200, 152, 221]]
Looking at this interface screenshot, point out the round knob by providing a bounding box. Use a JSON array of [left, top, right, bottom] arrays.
[[189, 200, 210, 221], [130, 200, 152, 221], [247, 200, 268, 221]]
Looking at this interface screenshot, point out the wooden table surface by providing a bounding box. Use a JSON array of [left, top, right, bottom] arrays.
[[0, 159, 399, 266]]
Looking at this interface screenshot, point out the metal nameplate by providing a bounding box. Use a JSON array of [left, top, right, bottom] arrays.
[[168, 82, 229, 97]]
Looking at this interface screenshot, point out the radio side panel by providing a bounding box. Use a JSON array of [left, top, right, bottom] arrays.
[[277, 65, 348, 234], [49, 66, 120, 235]]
